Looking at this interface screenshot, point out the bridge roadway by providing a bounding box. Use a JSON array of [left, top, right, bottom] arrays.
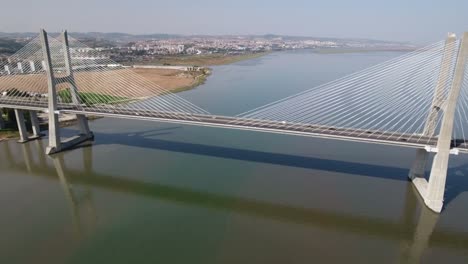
[[1, 99, 468, 152]]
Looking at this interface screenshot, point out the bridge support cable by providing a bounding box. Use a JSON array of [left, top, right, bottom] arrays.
[[0, 32, 211, 118], [0, 29, 212, 154], [235, 42, 443, 118], [61, 31, 93, 139], [454, 69, 468, 144], [231, 33, 468, 213], [0, 36, 50, 106], [231, 41, 454, 146], [51, 35, 210, 120]]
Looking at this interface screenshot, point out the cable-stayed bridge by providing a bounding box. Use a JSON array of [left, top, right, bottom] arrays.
[[0, 29, 468, 213]]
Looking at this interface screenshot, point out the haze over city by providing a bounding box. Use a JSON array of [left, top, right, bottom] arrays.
[[2, 0, 467, 43]]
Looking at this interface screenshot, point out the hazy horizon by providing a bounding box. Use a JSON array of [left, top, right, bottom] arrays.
[[1, 0, 467, 44], [0, 31, 416, 44]]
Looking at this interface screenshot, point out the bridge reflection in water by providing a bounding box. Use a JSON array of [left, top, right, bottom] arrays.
[[1, 139, 468, 263]]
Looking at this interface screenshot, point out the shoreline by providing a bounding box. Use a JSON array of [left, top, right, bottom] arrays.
[[0, 114, 103, 142], [124, 52, 271, 67], [142, 52, 269, 94], [170, 69, 212, 93]]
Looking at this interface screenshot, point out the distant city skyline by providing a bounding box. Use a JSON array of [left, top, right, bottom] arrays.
[[1, 0, 467, 44]]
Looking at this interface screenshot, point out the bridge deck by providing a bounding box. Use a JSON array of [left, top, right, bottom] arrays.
[[1, 100, 467, 152]]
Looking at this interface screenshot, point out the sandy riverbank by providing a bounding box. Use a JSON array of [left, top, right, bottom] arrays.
[[0, 67, 208, 97]]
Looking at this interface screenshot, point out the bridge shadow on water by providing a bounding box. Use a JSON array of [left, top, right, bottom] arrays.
[[89, 127, 468, 209], [92, 127, 408, 181]]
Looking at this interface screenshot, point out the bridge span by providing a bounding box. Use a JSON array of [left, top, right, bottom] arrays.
[[1, 29, 468, 214], [1, 100, 465, 151]]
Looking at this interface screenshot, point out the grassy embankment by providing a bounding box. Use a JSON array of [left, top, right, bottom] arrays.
[[0, 127, 19, 140], [0, 110, 22, 140], [58, 90, 128, 105]]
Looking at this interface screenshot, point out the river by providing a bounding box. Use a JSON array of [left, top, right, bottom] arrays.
[[1, 50, 468, 263]]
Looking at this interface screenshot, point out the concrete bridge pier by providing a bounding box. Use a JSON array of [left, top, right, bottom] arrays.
[[0, 108, 5, 129], [14, 109, 28, 143], [409, 32, 468, 213], [14, 109, 43, 143], [29, 111, 43, 139]]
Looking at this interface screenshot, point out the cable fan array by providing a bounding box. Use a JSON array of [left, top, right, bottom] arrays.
[[0, 36, 48, 105], [231, 40, 468, 145], [1, 32, 468, 147], [454, 59, 468, 144], [0, 32, 210, 121]]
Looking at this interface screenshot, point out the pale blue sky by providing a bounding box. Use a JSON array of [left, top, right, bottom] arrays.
[[1, 0, 467, 43]]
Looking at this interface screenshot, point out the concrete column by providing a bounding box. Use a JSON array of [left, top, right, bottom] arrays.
[[29, 61, 36, 72], [62, 31, 93, 138], [4, 65, 11, 75], [409, 149, 429, 180], [425, 32, 468, 212], [0, 108, 5, 129], [29, 111, 42, 138], [62, 31, 80, 105], [409, 34, 457, 180], [41, 61, 47, 71], [17, 62, 23, 73], [40, 29, 61, 154], [14, 109, 28, 143], [77, 115, 93, 136]]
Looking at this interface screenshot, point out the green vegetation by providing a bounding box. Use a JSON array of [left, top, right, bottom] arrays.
[[58, 89, 128, 105], [0, 110, 20, 140], [0, 39, 25, 55], [0, 128, 19, 140]]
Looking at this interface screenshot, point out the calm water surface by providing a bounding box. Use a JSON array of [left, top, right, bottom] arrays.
[[1, 50, 468, 263]]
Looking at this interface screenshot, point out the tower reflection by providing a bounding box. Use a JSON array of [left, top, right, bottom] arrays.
[[55, 146, 97, 238]]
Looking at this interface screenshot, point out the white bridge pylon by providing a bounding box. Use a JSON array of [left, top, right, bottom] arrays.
[[0, 29, 468, 213]]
